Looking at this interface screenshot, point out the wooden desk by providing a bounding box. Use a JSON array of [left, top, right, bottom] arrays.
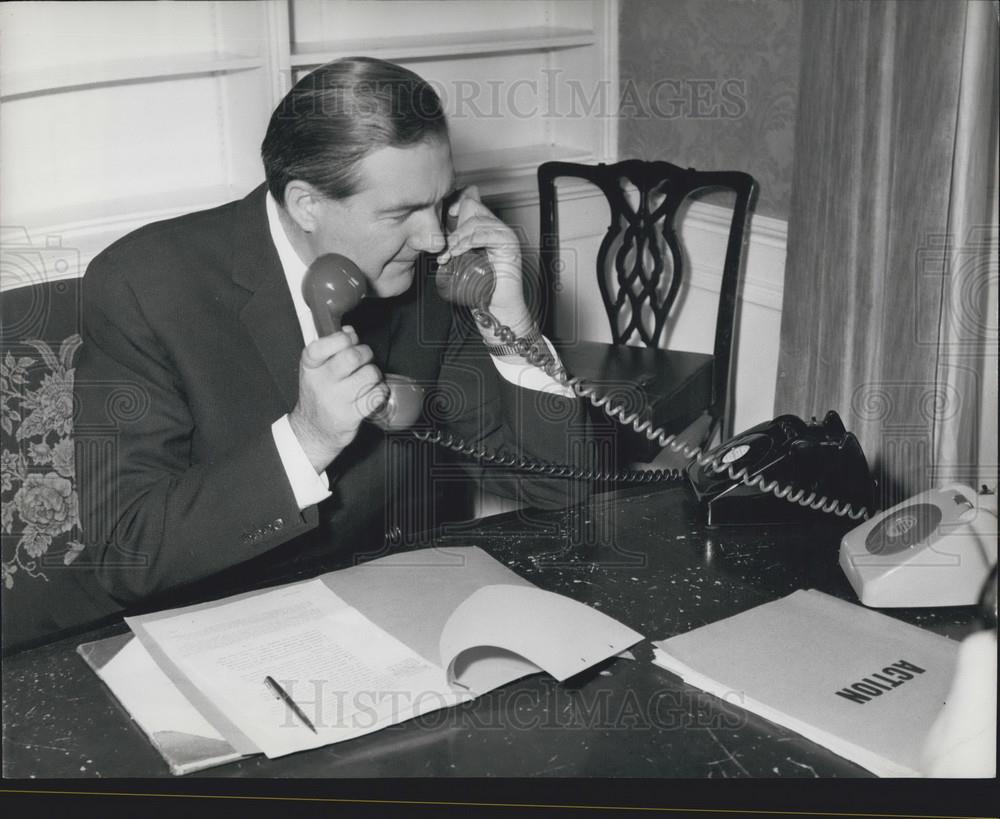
[[1, 485, 978, 778]]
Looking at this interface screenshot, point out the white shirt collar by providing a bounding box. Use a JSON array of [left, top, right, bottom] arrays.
[[265, 190, 317, 344]]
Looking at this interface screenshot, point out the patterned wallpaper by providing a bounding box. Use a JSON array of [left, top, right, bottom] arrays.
[[618, 0, 802, 219]]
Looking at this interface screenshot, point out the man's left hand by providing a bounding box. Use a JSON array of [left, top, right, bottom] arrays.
[[437, 186, 535, 337]]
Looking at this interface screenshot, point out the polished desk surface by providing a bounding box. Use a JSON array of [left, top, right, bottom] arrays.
[[1, 485, 978, 778]]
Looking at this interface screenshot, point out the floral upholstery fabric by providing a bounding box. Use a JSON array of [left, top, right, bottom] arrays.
[[2, 335, 86, 590], [1, 277, 119, 653]]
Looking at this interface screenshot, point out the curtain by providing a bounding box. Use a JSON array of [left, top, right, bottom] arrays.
[[775, 0, 999, 506]]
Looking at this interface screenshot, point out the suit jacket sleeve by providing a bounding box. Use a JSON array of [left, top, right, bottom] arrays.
[[75, 255, 317, 604]]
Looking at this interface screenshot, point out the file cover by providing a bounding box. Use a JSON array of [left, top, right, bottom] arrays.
[[77, 633, 242, 775], [652, 589, 961, 777]]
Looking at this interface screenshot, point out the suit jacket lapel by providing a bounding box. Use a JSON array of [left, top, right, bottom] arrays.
[[230, 185, 302, 411]]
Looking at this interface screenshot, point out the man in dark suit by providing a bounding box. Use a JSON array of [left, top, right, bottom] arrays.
[[70, 57, 588, 622]]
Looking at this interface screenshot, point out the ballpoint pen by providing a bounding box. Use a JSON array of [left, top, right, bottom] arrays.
[[264, 675, 318, 734]]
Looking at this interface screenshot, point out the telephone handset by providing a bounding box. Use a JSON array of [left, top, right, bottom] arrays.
[[301, 253, 366, 335], [302, 251, 875, 526], [434, 213, 495, 308], [301, 254, 424, 430]]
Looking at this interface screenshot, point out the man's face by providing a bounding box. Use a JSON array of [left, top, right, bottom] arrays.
[[303, 137, 455, 298]]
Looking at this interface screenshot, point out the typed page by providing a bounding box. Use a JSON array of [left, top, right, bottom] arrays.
[[130, 579, 469, 758]]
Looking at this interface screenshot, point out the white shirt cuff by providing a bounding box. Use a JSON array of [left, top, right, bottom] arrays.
[[489, 336, 577, 399], [271, 415, 332, 510]]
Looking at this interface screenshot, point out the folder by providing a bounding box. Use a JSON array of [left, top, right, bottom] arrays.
[[652, 589, 962, 777], [77, 633, 242, 775]]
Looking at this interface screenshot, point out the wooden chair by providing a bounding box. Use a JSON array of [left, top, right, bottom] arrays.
[[537, 159, 757, 464]]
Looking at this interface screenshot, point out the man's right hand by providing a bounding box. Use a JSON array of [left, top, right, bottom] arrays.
[[288, 325, 389, 472]]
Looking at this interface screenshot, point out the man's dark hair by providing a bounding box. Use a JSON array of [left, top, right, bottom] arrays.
[[261, 57, 448, 205]]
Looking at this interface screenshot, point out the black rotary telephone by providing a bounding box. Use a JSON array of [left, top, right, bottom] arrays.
[[686, 412, 875, 526], [302, 252, 877, 527]]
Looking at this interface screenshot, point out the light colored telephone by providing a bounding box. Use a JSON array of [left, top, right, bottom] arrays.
[[839, 484, 998, 607]]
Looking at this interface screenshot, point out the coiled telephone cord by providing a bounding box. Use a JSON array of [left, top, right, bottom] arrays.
[[414, 307, 869, 521]]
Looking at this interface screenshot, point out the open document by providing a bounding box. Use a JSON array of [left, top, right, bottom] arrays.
[[81, 547, 642, 769]]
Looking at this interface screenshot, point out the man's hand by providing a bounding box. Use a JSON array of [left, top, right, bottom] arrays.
[[437, 186, 535, 339], [288, 326, 389, 472]]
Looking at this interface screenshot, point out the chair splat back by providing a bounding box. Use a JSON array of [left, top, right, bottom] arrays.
[[600, 164, 685, 347], [540, 160, 756, 349], [538, 160, 757, 452]]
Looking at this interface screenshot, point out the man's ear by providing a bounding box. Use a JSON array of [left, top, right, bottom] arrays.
[[282, 180, 324, 234]]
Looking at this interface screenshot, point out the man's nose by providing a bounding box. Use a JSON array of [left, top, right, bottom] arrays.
[[408, 208, 447, 254]]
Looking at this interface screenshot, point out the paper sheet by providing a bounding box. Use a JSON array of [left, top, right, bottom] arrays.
[[439, 584, 644, 693]]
